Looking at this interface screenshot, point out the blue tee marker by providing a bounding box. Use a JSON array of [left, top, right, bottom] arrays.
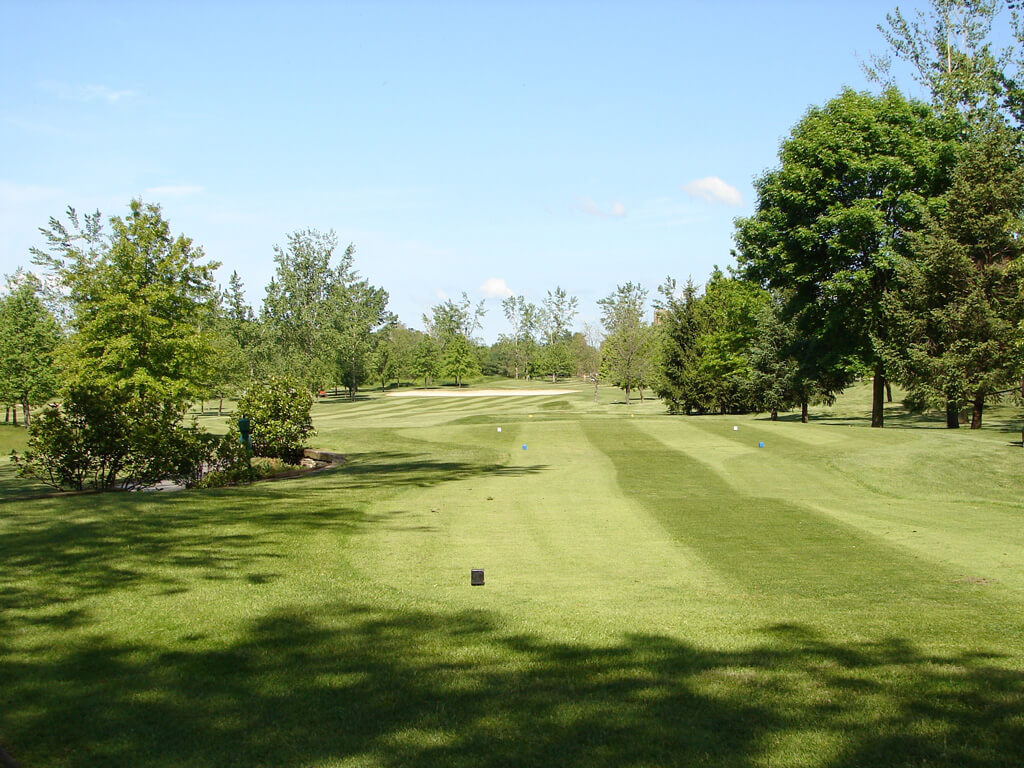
[[522, 444, 527, 450], [758, 441, 765, 448]]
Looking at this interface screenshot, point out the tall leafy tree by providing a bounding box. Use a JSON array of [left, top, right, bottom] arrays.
[[423, 292, 486, 345], [867, 0, 1010, 119], [598, 282, 656, 404], [735, 88, 958, 427], [441, 333, 480, 386], [540, 286, 578, 344], [501, 295, 540, 378], [411, 335, 442, 386], [334, 281, 393, 399], [32, 200, 219, 407], [0, 272, 62, 425], [537, 286, 579, 383], [262, 229, 353, 392], [22, 200, 220, 490]]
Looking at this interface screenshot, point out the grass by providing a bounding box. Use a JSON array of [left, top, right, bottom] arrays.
[[2, 381, 1024, 766]]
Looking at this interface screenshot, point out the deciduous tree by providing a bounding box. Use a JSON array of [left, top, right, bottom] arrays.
[[735, 88, 958, 427]]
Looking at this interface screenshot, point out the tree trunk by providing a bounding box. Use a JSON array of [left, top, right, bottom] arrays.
[[12, 404, 18, 426], [885, 380, 893, 403], [5, 405, 9, 423], [200, 399, 204, 414], [971, 393, 984, 429], [219, 398, 224, 416], [945, 399, 959, 429], [624, 385, 631, 404], [801, 400, 808, 423], [871, 364, 885, 428], [592, 375, 598, 404], [21, 400, 29, 427], [771, 408, 778, 421]]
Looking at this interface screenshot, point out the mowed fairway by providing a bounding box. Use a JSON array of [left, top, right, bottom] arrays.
[[3, 384, 1024, 767]]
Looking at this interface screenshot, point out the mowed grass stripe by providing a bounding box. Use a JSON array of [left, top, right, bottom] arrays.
[[337, 418, 729, 638], [583, 419, 1020, 639]]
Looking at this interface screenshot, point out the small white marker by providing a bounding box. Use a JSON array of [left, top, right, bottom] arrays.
[[733, 426, 738, 431], [497, 427, 502, 432]]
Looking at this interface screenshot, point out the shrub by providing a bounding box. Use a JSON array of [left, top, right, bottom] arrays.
[[235, 378, 314, 464], [12, 386, 218, 491]]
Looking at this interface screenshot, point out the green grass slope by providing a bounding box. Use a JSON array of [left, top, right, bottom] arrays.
[[2, 383, 1023, 767]]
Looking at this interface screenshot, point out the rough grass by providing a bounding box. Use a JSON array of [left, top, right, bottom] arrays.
[[2, 382, 1024, 767]]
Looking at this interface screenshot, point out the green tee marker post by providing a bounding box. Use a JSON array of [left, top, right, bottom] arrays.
[[237, 417, 253, 482]]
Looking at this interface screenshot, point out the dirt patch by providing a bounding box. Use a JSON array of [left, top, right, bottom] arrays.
[[954, 575, 998, 586], [386, 388, 578, 398]]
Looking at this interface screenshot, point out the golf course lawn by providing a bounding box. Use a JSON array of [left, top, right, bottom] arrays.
[[3, 382, 1024, 767]]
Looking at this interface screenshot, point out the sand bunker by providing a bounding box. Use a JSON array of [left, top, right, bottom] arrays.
[[387, 388, 577, 398]]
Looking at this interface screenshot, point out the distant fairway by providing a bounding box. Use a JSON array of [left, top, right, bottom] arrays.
[[3, 381, 1024, 767]]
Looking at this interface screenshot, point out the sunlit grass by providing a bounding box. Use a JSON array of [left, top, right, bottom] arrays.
[[2, 382, 1024, 767]]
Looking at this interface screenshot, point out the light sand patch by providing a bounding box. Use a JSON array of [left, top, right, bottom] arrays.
[[386, 388, 578, 398]]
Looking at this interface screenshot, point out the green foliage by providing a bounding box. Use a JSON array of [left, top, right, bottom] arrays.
[[655, 273, 769, 414], [335, 281, 392, 399], [540, 286, 579, 345], [598, 282, 656, 401], [236, 378, 314, 464], [878, 118, 1024, 426], [373, 324, 421, 388], [735, 88, 959, 426], [12, 387, 216, 490], [423, 292, 486, 345], [261, 229, 354, 392], [867, 0, 1009, 120], [411, 335, 442, 386], [32, 200, 220, 409], [19, 201, 227, 490], [536, 340, 575, 383], [500, 295, 541, 378], [260, 230, 390, 399], [441, 333, 481, 386], [0, 272, 62, 423]]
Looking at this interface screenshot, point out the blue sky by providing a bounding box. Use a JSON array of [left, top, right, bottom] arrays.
[[2, 0, 937, 341]]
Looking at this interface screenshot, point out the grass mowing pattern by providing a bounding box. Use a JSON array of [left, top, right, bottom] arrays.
[[583, 420, 1019, 636], [2, 385, 1024, 767]]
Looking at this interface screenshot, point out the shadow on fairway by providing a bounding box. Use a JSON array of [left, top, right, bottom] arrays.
[[0, 453, 547, 615], [335, 451, 547, 490], [774, 407, 1024, 434], [3, 603, 1023, 768]]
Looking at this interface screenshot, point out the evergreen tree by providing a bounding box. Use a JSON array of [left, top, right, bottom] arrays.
[[879, 118, 1024, 427]]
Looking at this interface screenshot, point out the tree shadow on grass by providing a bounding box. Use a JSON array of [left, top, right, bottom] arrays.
[[0, 453, 548, 617], [2, 604, 1022, 768], [774, 406, 1024, 434]]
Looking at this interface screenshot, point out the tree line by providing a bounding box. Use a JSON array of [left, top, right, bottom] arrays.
[[5, 0, 1024, 494]]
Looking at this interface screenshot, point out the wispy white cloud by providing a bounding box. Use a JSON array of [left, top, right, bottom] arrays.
[[580, 196, 627, 219], [681, 176, 743, 207], [0, 180, 62, 204], [479, 277, 513, 298], [144, 185, 205, 198], [39, 80, 137, 103]]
